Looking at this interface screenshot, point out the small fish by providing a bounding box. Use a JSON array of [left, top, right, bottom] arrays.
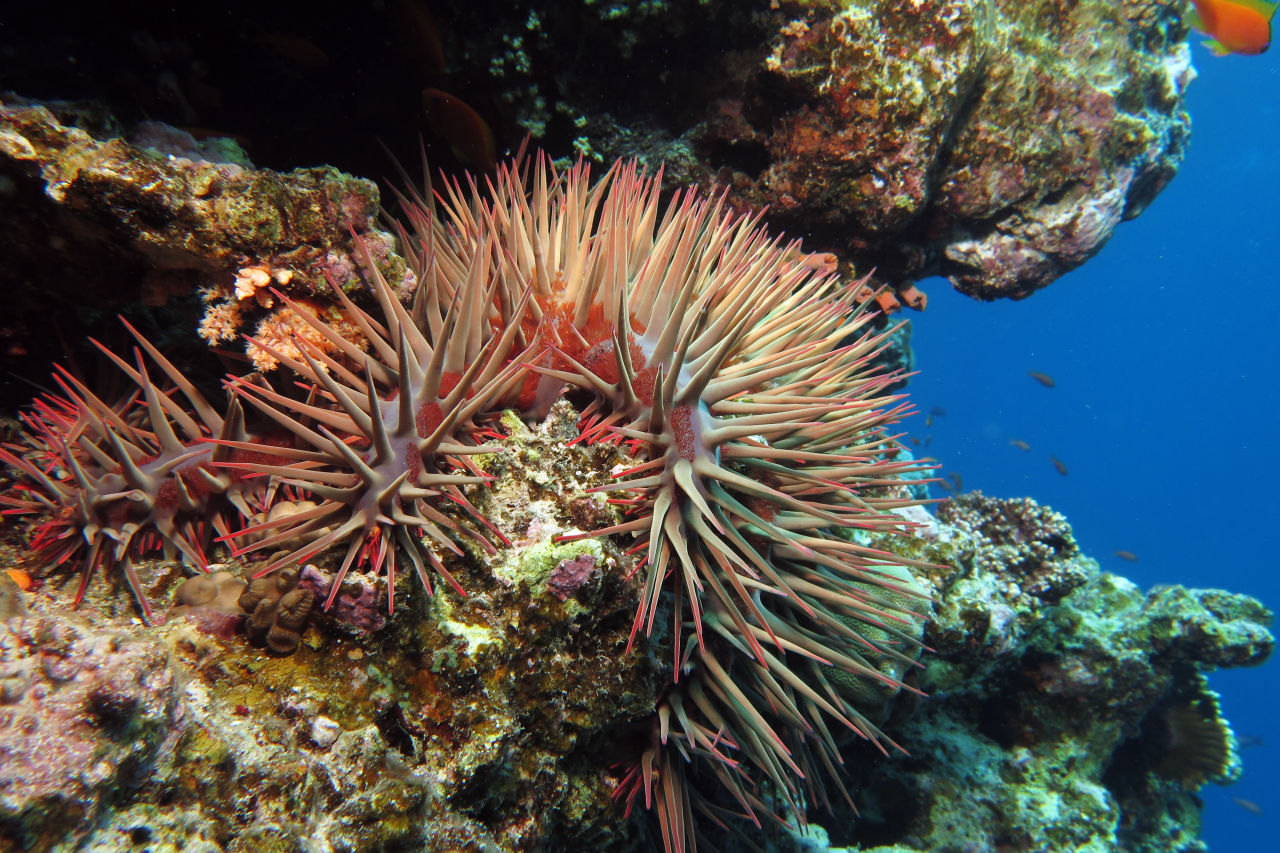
[[1050, 456, 1069, 476], [796, 251, 838, 276], [1114, 550, 1139, 562], [1233, 797, 1263, 815], [1189, 1, 1277, 56], [1238, 734, 1265, 749], [1028, 370, 1056, 388], [1009, 439, 1031, 451], [4, 569, 33, 591], [948, 472, 963, 491], [925, 414, 933, 428], [929, 406, 947, 418], [935, 478, 955, 494], [910, 437, 922, 447], [421, 88, 498, 173], [395, 0, 447, 78]]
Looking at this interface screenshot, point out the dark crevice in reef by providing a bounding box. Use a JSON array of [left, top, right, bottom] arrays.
[[700, 137, 772, 182]]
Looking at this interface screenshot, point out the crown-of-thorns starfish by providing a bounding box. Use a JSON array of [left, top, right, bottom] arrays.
[[0, 319, 262, 622], [218, 229, 534, 612], [399, 153, 935, 848]]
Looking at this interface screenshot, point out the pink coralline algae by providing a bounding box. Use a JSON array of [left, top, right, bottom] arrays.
[[0, 612, 182, 847], [298, 564, 387, 636], [547, 554, 599, 601]]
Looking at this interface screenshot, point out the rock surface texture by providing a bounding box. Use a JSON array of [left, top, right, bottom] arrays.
[[444, 0, 1193, 303]]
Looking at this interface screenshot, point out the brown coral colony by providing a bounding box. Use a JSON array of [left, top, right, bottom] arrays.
[[0, 153, 931, 850]]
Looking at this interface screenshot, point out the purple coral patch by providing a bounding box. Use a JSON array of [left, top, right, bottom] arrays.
[[547, 554, 599, 601], [176, 608, 246, 641], [298, 564, 387, 634]]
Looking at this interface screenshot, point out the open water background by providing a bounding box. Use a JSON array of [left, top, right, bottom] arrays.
[[909, 42, 1279, 851]]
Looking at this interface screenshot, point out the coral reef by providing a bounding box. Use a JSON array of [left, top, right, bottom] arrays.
[[203, 153, 933, 847], [1, 0, 1197, 314], [723, 0, 1194, 301], [425, 0, 1193, 303], [0, 15, 1265, 846], [1, 404, 660, 852], [813, 492, 1272, 853], [0, 471, 1267, 852], [0, 612, 183, 851], [1, 139, 933, 849], [0, 95, 410, 378]]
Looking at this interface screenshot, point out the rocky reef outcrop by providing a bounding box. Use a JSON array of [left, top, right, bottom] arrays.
[[824, 493, 1270, 852], [430, 0, 1193, 303], [0, 95, 411, 383], [2, 1, 1194, 317], [0, 419, 1268, 852], [0, 5, 1262, 851]]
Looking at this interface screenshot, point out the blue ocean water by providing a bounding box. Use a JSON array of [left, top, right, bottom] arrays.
[[908, 44, 1278, 850]]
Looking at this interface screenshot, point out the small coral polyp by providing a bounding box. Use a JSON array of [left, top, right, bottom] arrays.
[[0, 321, 261, 622]]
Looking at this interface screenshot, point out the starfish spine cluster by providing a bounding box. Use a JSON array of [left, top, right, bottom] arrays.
[[0, 320, 262, 622]]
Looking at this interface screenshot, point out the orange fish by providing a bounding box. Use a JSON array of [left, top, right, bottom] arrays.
[[1114, 550, 1139, 562], [1050, 456, 1069, 476], [421, 88, 497, 173], [1189, 1, 1277, 55], [4, 569, 33, 591], [1009, 439, 1031, 451], [1028, 370, 1055, 388]]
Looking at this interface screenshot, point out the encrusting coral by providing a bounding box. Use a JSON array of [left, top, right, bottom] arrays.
[[239, 567, 316, 655], [171, 570, 246, 615]]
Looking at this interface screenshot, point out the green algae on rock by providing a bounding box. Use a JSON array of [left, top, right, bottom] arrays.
[[813, 491, 1273, 853]]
